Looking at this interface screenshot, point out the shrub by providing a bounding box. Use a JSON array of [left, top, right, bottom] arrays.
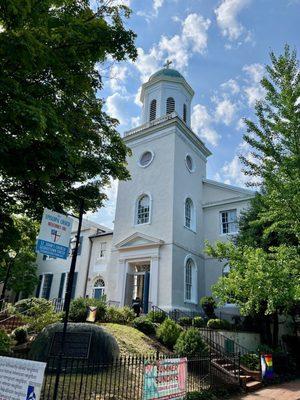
[[24, 310, 63, 333], [0, 330, 12, 355], [207, 318, 231, 330], [200, 296, 216, 319], [105, 306, 135, 324], [178, 317, 193, 326], [29, 322, 119, 363], [69, 298, 107, 323], [240, 353, 260, 371], [15, 298, 54, 316], [174, 328, 208, 357], [156, 319, 182, 349], [13, 326, 28, 344], [147, 310, 167, 323], [192, 316, 205, 328], [133, 316, 156, 335]]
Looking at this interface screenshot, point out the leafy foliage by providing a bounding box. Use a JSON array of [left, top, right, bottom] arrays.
[[12, 326, 28, 344], [0, 330, 12, 355], [0, 216, 38, 297], [174, 328, 208, 357], [132, 316, 156, 335], [200, 296, 216, 319], [240, 353, 260, 371], [0, 0, 137, 253], [14, 297, 54, 316], [206, 318, 231, 330], [192, 316, 205, 328], [178, 317, 193, 326], [69, 297, 107, 323], [24, 310, 63, 333], [241, 45, 300, 242], [147, 310, 167, 323], [156, 319, 182, 349], [105, 306, 135, 324]]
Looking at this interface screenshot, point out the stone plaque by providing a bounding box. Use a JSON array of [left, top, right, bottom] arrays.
[[49, 332, 92, 359]]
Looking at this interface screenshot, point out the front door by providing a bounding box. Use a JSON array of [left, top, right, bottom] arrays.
[[124, 263, 150, 311]]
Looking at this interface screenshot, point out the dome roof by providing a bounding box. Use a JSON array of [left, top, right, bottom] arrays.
[[149, 68, 184, 81]]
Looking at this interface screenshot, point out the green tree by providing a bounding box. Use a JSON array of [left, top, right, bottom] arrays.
[[0, 1, 137, 241], [206, 242, 300, 347], [0, 216, 39, 299], [242, 45, 300, 242]]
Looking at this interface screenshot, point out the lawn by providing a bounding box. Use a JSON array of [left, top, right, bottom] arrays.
[[99, 323, 171, 356]]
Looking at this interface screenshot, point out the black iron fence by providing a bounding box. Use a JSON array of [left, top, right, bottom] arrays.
[[8, 352, 239, 400]]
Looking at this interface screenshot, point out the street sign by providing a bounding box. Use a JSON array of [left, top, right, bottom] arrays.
[[36, 208, 73, 259], [0, 356, 46, 400]]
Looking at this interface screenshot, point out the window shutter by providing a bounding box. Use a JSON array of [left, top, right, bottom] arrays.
[[71, 272, 78, 299], [45, 274, 53, 300], [36, 275, 43, 298], [58, 273, 66, 299]]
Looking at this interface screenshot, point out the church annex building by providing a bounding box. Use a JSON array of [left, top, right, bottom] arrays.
[[36, 67, 254, 314]]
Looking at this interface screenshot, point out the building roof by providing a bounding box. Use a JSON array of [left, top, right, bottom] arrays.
[[149, 68, 184, 81]]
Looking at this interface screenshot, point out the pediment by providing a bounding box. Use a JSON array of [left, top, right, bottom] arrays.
[[115, 232, 164, 250]]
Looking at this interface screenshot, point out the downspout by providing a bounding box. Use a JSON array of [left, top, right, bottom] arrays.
[[84, 237, 94, 297]]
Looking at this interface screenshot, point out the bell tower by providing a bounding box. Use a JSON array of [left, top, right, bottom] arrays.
[[140, 63, 194, 127]]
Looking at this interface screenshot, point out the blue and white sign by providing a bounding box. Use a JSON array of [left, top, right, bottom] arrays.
[[36, 208, 73, 259]]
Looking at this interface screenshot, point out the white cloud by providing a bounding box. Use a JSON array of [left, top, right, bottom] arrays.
[[214, 98, 237, 125], [243, 63, 266, 106], [109, 64, 128, 92], [191, 104, 221, 147], [221, 79, 240, 94], [182, 13, 211, 54], [131, 116, 140, 127], [105, 92, 131, 125], [133, 13, 211, 80], [154, 0, 164, 12], [221, 155, 246, 186], [215, 0, 251, 41]]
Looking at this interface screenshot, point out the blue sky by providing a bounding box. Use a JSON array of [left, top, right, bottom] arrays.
[[88, 0, 300, 227]]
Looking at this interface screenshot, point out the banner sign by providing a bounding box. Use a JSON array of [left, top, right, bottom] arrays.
[[0, 356, 46, 400], [261, 353, 273, 379], [36, 208, 73, 259], [143, 358, 187, 400], [86, 306, 97, 323]]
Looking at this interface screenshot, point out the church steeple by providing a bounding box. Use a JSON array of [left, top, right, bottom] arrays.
[[140, 64, 194, 128]]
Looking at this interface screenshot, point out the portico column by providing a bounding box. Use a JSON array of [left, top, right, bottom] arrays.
[[150, 256, 159, 307], [117, 258, 127, 307]]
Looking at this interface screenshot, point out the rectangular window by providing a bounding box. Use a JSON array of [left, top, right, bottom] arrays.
[[185, 266, 192, 301], [220, 209, 238, 234], [41, 274, 53, 299], [98, 242, 107, 259]]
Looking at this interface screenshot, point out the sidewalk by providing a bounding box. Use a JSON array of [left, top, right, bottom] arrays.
[[233, 380, 300, 400]]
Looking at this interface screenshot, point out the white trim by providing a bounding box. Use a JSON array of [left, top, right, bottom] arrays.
[[202, 196, 254, 209], [219, 209, 238, 235], [203, 178, 255, 195], [138, 150, 155, 168]]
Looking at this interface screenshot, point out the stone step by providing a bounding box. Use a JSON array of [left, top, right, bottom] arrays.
[[240, 375, 253, 383], [246, 380, 263, 392]]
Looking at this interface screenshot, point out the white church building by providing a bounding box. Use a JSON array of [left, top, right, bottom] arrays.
[[36, 67, 254, 314]]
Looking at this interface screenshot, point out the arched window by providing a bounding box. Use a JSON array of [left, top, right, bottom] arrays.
[[93, 277, 105, 299], [166, 97, 175, 114], [136, 194, 150, 224], [185, 198, 195, 230], [185, 258, 196, 302], [183, 104, 187, 123], [150, 99, 157, 121]]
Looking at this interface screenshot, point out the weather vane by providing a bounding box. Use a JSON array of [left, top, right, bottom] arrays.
[[163, 60, 172, 69]]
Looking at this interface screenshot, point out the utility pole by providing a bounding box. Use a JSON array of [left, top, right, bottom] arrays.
[[52, 198, 84, 399]]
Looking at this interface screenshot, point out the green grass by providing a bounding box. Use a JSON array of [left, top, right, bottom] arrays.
[[99, 323, 171, 356]]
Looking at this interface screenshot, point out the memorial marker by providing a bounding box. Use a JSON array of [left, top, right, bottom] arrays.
[[49, 332, 92, 359]]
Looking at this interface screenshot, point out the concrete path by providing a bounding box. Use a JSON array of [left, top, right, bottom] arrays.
[[233, 380, 300, 400]]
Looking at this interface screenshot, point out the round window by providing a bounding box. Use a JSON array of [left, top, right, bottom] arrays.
[[186, 155, 194, 172], [139, 151, 154, 167]]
